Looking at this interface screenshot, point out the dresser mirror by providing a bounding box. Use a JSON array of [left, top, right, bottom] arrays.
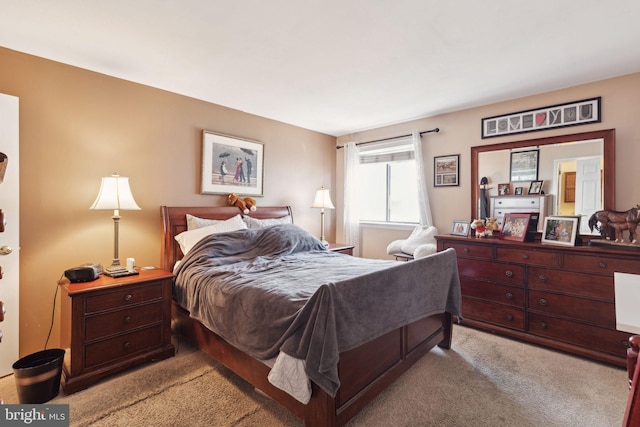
[[471, 129, 615, 235]]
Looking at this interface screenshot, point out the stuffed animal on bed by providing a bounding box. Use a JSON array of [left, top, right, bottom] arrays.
[[227, 192, 249, 214], [243, 196, 257, 212], [470, 218, 487, 238]]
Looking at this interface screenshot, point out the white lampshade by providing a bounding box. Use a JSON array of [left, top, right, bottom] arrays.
[[311, 187, 335, 209], [614, 272, 640, 334], [90, 174, 141, 211]]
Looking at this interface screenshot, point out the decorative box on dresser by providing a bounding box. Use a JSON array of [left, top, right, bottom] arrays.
[[435, 235, 637, 367], [59, 268, 175, 394]]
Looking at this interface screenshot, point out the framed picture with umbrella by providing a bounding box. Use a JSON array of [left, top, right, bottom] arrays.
[[201, 130, 264, 196]]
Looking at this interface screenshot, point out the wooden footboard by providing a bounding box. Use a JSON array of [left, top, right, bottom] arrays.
[[173, 302, 451, 426]]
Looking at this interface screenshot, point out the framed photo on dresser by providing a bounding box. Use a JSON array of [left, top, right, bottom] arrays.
[[541, 216, 580, 246], [500, 213, 531, 242]]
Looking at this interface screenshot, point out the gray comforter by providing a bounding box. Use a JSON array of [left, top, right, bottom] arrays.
[[174, 224, 461, 396]]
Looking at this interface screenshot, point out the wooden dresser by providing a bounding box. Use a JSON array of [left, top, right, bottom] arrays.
[[435, 235, 637, 367], [59, 268, 175, 394]]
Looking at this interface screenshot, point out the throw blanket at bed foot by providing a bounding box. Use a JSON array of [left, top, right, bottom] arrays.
[[174, 224, 462, 401]]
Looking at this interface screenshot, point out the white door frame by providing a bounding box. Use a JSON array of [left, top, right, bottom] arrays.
[[0, 93, 19, 376]]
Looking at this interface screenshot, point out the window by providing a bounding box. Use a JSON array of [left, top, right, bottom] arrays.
[[356, 138, 419, 223]]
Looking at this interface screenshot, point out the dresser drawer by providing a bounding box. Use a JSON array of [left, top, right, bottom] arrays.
[[85, 283, 164, 314], [527, 267, 613, 300], [496, 247, 560, 267], [493, 197, 540, 209], [462, 298, 525, 330], [458, 258, 525, 285], [84, 325, 163, 369], [563, 253, 640, 275], [528, 290, 615, 327], [528, 313, 630, 357], [85, 302, 163, 341], [442, 242, 493, 260], [461, 278, 524, 307]]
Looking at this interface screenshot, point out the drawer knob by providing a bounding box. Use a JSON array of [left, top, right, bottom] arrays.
[[463, 247, 470, 253], [123, 342, 131, 350], [123, 316, 132, 324], [598, 262, 607, 269], [124, 294, 132, 301], [522, 254, 529, 260], [505, 270, 513, 278], [623, 340, 630, 349], [539, 275, 548, 283], [539, 298, 548, 306], [505, 292, 513, 300], [505, 314, 514, 321], [540, 322, 548, 329]]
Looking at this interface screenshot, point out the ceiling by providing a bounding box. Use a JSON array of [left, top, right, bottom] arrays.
[[2, 1, 639, 137]]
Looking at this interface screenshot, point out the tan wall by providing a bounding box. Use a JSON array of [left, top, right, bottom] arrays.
[[337, 73, 640, 255], [0, 47, 337, 356]]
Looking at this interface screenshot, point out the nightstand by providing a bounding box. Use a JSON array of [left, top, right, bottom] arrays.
[[327, 243, 355, 256], [59, 268, 175, 394]]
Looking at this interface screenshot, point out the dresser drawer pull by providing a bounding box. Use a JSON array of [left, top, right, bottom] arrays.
[[623, 340, 630, 349], [505, 314, 513, 321], [540, 322, 548, 329], [522, 254, 529, 260], [505, 270, 513, 278], [124, 294, 133, 301], [123, 316, 132, 324], [538, 275, 548, 283], [539, 298, 548, 306], [123, 342, 131, 350], [598, 262, 607, 269], [505, 292, 513, 300], [463, 247, 470, 253]]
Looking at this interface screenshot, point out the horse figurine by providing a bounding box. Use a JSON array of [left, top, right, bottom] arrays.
[[588, 205, 640, 243]]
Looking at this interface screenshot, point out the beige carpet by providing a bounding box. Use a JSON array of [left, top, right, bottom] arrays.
[[0, 325, 629, 426]]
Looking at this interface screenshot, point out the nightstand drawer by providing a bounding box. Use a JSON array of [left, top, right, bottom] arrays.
[[85, 283, 163, 314], [85, 325, 163, 368], [85, 302, 163, 341]]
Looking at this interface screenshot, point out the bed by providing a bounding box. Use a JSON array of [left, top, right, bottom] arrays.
[[161, 205, 461, 426]]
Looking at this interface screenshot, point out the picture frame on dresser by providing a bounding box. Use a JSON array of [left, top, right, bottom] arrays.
[[451, 220, 470, 236], [529, 180, 544, 195], [541, 215, 580, 246], [500, 212, 531, 242], [498, 183, 511, 195]]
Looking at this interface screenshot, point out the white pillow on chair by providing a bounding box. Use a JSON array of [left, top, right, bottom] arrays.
[[400, 225, 438, 255]]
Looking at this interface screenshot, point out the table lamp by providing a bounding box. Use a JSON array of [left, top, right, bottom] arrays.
[[90, 173, 140, 277], [311, 187, 334, 247]]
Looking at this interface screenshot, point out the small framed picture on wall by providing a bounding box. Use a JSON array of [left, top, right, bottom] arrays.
[[434, 154, 460, 187]]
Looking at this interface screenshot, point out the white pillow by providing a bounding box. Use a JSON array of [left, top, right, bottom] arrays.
[[400, 225, 438, 255], [243, 215, 292, 229], [186, 214, 222, 230], [175, 214, 247, 255]]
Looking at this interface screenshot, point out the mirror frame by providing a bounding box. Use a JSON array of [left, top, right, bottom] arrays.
[[471, 128, 615, 222]]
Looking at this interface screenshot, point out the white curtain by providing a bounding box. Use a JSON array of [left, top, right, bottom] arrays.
[[343, 141, 360, 256], [412, 130, 433, 226]]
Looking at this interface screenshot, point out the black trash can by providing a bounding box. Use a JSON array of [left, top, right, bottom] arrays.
[[12, 348, 65, 404]]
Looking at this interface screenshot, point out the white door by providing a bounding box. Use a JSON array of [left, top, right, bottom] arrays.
[[0, 94, 19, 376], [575, 157, 602, 235]]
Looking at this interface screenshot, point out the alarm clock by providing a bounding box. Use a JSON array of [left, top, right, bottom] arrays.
[[64, 263, 102, 283]]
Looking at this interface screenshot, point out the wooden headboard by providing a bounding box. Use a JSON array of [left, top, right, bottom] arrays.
[[160, 206, 293, 271]]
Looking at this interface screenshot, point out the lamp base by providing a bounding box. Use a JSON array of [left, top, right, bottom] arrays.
[[103, 263, 139, 278]]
